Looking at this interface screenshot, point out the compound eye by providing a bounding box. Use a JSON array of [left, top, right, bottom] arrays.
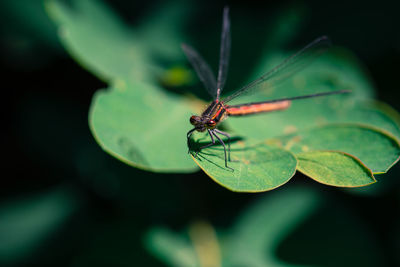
[[206, 120, 216, 128], [190, 115, 197, 125]]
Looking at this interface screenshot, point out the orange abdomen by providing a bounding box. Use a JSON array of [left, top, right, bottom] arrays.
[[226, 100, 291, 116]]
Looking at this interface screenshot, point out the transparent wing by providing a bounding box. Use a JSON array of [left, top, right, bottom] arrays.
[[223, 36, 331, 103], [227, 90, 350, 108], [216, 6, 231, 100], [181, 43, 217, 98]]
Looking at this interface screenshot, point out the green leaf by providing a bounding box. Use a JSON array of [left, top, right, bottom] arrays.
[[145, 187, 320, 267], [144, 227, 198, 267], [223, 186, 319, 267], [89, 80, 197, 172], [146, 186, 382, 266], [276, 124, 400, 174], [191, 136, 297, 192], [296, 151, 376, 187], [358, 101, 400, 139], [145, 186, 383, 266], [0, 0, 62, 52], [45, 0, 184, 83], [45, 0, 148, 82], [137, 1, 187, 61]]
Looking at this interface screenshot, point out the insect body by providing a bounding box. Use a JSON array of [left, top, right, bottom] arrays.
[[184, 7, 349, 170]]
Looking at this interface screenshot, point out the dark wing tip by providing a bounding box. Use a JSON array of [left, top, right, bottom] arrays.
[[223, 6, 229, 14], [317, 35, 332, 46], [181, 43, 189, 50], [181, 43, 197, 56], [223, 6, 230, 23]]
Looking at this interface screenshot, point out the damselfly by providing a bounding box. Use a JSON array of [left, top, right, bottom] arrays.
[[184, 7, 349, 170]]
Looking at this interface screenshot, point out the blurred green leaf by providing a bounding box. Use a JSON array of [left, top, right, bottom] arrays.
[[145, 227, 198, 267], [45, 0, 186, 82], [260, 4, 307, 52], [144, 186, 316, 266], [0, 187, 78, 265], [0, 0, 60, 46], [191, 137, 297, 192], [296, 151, 375, 187], [274, 192, 384, 266], [45, 0, 152, 82], [144, 188, 319, 267], [0, 0, 62, 68], [222, 187, 319, 267], [70, 217, 159, 267], [146, 186, 384, 266], [137, 1, 188, 61]]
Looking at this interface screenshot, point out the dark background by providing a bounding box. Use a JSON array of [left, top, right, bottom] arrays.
[[1, 0, 399, 266]]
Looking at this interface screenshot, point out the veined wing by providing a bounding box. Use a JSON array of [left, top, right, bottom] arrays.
[[223, 36, 331, 103], [181, 43, 217, 98], [216, 6, 231, 100], [226, 90, 350, 116]]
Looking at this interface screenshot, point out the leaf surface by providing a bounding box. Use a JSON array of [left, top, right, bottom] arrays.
[[275, 124, 400, 174], [191, 136, 297, 192], [90, 81, 197, 172], [296, 151, 376, 187]]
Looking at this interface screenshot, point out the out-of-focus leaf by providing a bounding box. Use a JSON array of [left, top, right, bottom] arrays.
[[191, 136, 297, 192], [45, 0, 187, 83], [45, 0, 152, 82], [260, 4, 307, 52], [0, 187, 79, 265], [146, 186, 384, 266], [223, 186, 319, 267], [0, 0, 62, 69], [296, 151, 375, 187], [145, 227, 198, 267], [145, 187, 320, 267], [70, 218, 160, 267], [137, 1, 188, 60], [275, 191, 384, 266]]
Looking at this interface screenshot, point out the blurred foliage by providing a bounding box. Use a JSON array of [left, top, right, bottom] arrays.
[[0, 186, 79, 265], [0, 0, 62, 69], [145, 186, 384, 266]]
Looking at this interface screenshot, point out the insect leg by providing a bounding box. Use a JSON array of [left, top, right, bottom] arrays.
[[199, 129, 216, 150], [194, 129, 216, 157], [214, 129, 231, 161], [213, 131, 233, 171]]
